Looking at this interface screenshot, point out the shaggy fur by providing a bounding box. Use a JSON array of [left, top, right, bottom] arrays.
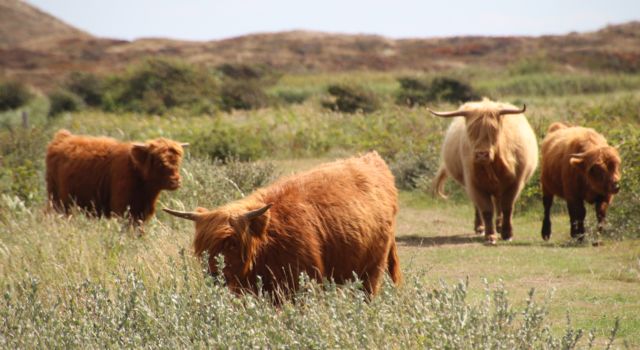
[[540, 122, 621, 241], [46, 129, 186, 225], [432, 99, 538, 243], [166, 152, 401, 298]]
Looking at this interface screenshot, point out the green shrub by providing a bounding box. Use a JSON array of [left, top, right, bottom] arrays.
[[104, 58, 217, 114], [322, 84, 380, 113], [0, 127, 48, 205], [390, 149, 440, 190], [191, 121, 271, 161], [430, 77, 481, 103], [63, 71, 104, 107], [396, 76, 480, 107], [47, 89, 84, 117], [168, 157, 276, 210], [604, 128, 640, 239], [0, 81, 33, 112], [396, 77, 432, 107], [0, 269, 616, 349], [217, 63, 281, 85], [219, 80, 269, 111], [272, 89, 311, 105]]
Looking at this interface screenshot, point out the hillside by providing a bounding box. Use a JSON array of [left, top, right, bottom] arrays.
[[1, 0, 639, 90], [0, 0, 90, 48]]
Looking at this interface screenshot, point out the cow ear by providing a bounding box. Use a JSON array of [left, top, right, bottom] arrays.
[[131, 143, 150, 168]]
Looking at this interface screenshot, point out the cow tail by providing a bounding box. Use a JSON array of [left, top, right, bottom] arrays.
[[433, 165, 448, 199], [387, 241, 402, 285]]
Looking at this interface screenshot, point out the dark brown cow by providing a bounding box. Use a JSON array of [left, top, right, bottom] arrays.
[[46, 129, 187, 226], [164, 152, 401, 298], [541, 122, 621, 241]]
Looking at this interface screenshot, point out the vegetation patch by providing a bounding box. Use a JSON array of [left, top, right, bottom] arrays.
[[322, 84, 380, 113]]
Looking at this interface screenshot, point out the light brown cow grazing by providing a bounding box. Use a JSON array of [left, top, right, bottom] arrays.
[[431, 98, 538, 244], [164, 151, 401, 298], [46, 129, 187, 227], [540, 122, 621, 241]]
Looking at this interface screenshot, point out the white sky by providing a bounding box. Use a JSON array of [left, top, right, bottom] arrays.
[[27, 0, 640, 41]]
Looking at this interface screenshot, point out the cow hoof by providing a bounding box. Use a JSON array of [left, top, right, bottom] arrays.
[[484, 235, 498, 245], [475, 227, 485, 235], [503, 237, 513, 242], [542, 234, 550, 241]]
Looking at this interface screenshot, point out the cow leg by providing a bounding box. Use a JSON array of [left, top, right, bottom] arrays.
[[362, 260, 386, 297], [498, 184, 523, 241], [474, 208, 485, 235], [474, 193, 497, 244], [541, 194, 554, 241], [567, 200, 586, 241], [493, 196, 503, 235], [500, 204, 514, 241], [594, 198, 609, 235]]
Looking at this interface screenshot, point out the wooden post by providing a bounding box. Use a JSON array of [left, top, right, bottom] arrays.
[[22, 110, 28, 128]]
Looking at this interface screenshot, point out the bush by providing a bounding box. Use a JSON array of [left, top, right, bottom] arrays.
[[0, 81, 33, 112], [272, 89, 311, 105], [219, 80, 270, 111], [0, 127, 48, 204], [217, 63, 281, 85], [396, 76, 480, 107], [191, 121, 271, 161], [47, 89, 84, 117], [63, 72, 104, 107], [0, 270, 616, 349], [390, 149, 440, 190], [322, 84, 380, 113], [604, 128, 640, 239], [104, 58, 217, 114], [170, 157, 276, 209], [396, 77, 432, 107], [430, 77, 480, 103]]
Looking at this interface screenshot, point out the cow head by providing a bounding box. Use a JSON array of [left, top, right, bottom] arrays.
[[429, 101, 526, 165], [130, 138, 188, 190], [163, 203, 273, 291], [570, 146, 621, 195]]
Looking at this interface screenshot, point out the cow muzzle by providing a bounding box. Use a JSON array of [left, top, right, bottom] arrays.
[[611, 181, 621, 194], [474, 150, 493, 164], [167, 177, 182, 190]]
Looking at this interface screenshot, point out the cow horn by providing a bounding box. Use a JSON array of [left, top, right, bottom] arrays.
[[163, 208, 201, 221], [180, 143, 190, 148], [132, 143, 148, 149], [427, 108, 471, 118], [498, 104, 526, 116], [569, 152, 585, 159], [244, 203, 272, 220]]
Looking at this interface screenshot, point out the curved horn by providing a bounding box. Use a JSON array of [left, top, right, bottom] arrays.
[[132, 142, 148, 149], [163, 208, 201, 221], [569, 152, 586, 160], [180, 143, 189, 148], [498, 104, 526, 116], [427, 108, 471, 118], [244, 203, 272, 220]]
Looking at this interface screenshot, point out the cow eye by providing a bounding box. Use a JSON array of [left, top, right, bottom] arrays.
[[589, 166, 602, 178]]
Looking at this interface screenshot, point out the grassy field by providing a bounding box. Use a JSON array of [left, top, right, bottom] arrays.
[[1, 69, 639, 348]]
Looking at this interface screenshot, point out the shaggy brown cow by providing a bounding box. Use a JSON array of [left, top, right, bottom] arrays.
[[164, 151, 401, 297], [46, 129, 188, 226], [431, 98, 538, 244], [540, 122, 621, 241]]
